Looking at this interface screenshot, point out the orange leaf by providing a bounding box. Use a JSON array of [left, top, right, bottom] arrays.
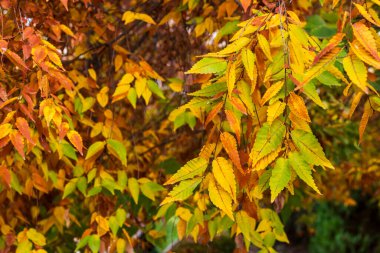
[[240, 0, 252, 13], [60, 0, 68, 11], [359, 100, 373, 144], [313, 33, 344, 65], [67, 130, 83, 155], [225, 110, 241, 145], [205, 101, 223, 126], [0, 165, 11, 186], [352, 22, 380, 62], [15, 117, 35, 145], [220, 132, 244, 174], [10, 130, 25, 159], [5, 50, 29, 71], [288, 92, 311, 122]]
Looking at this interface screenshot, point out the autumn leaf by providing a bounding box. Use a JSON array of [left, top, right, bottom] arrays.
[[67, 130, 83, 155], [208, 175, 234, 220], [220, 132, 244, 174], [164, 157, 208, 185], [212, 157, 237, 202]]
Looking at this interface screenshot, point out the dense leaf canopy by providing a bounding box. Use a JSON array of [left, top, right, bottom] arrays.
[[0, 0, 379, 252]]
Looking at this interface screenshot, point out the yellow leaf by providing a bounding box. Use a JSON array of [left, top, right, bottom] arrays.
[[260, 81, 284, 106], [359, 100, 373, 144], [342, 54, 368, 93], [59, 24, 75, 37], [227, 61, 236, 98], [354, 3, 380, 26], [95, 215, 109, 236], [97, 87, 109, 107], [352, 22, 380, 62], [26, 228, 46, 246], [208, 175, 234, 221], [48, 50, 64, 70], [135, 77, 147, 98], [122, 11, 156, 25], [88, 68, 97, 81], [258, 34, 273, 61], [128, 177, 140, 204], [212, 157, 237, 202], [350, 40, 380, 69], [288, 92, 311, 122], [0, 123, 12, 139], [114, 55, 123, 71], [349, 92, 363, 118], [116, 238, 126, 253], [267, 101, 286, 124], [241, 48, 257, 81], [112, 84, 130, 103]]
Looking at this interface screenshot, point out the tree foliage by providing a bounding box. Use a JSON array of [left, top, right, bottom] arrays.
[[0, 0, 379, 252]]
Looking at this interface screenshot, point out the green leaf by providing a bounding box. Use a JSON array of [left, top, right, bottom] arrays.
[[117, 170, 128, 189], [85, 141, 106, 160], [236, 210, 256, 244], [116, 208, 127, 227], [127, 87, 137, 108], [88, 235, 100, 253], [147, 80, 165, 99], [87, 186, 102, 197], [62, 179, 77, 199], [75, 236, 90, 250], [251, 120, 286, 164], [161, 178, 202, 205], [316, 71, 341, 86], [288, 152, 321, 194], [164, 157, 208, 185], [186, 58, 227, 74], [189, 82, 227, 97], [10, 171, 23, 194], [107, 139, 127, 166], [61, 141, 78, 160], [269, 158, 291, 202], [76, 176, 87, 196], [109, 216, 119, 235], [303, 80, 327, 109], [291, 130, 334, 169], [128, 177, 140, 204]]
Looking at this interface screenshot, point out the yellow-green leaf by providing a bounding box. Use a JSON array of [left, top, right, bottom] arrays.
[[164, 157, 208, 185], [128, 177, 140, 204], [186, 58, 227, 74], [85, 141, 105, 160], [269, 158, 291, 202], [289, 152, 320, 194]]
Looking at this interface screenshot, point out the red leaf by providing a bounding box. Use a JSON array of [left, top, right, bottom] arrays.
[[15, 117, 35, 145], [240, 0, 252, 12], [67, 130, 83, 155], [10, 130, 25, 159]]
